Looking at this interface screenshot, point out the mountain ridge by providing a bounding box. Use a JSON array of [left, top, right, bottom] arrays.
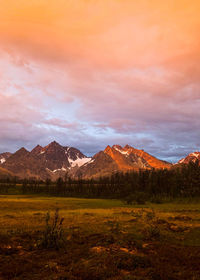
[[0, 142, 199, 180]]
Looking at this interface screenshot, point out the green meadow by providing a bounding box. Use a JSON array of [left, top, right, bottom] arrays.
[[0, 195, 200, 279]]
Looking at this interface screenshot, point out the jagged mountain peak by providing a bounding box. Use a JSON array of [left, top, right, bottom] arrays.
[[46, 141, 63, 148], [31, 145, 43, 155], [112, 145, 130, 155], [189, 151, 200, 157], [103, 144, 171, 170], [112, 144, 134, 151], [35, 144, 43, 149], [103, 144, 148, 171], [16, 147, 29, 154], [50, 140, 60, 145], [113, 144, 123, 150], [43, 141, 66, 155], [178, 151, 200, 165], [104, 145, 112, 152], [124, 144, 133, 149], [107, 144, 135, 154]]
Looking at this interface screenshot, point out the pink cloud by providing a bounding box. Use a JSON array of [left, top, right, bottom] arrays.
[[0, 0, 200, 161]]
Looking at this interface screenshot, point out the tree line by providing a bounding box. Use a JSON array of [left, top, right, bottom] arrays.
[[0, 161, 200, 201]]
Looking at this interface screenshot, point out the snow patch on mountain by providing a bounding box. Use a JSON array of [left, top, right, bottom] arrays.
[[69, 156, 92, 167], [0, 158, 6, 164], [84, 159, 95, 166], [52, 167, 67, 173], [113, 146, 129, 156], [65, 148, 70, 154], [46, 167, 67, 173]]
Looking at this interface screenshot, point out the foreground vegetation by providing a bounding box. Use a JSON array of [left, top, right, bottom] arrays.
[[0, 195, 200, 279]]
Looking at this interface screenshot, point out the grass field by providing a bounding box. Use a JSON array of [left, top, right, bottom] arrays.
[[0, 195, 200, 279]]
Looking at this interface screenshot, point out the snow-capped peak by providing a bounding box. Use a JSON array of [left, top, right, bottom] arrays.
[[190, 152, 200, 158]]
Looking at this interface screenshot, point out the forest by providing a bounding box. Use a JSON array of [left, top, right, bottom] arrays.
[[1, 161, 200, 201]]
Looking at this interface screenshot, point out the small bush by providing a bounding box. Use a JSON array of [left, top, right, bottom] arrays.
[[38, 208, 65, 250]]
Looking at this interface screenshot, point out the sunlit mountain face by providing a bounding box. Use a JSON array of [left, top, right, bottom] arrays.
[[178, 152, 200, 165], [0, 1, 200, 162], [0, 142, 173, 180]]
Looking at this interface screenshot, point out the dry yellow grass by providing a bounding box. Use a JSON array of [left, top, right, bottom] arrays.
[[0, 195, 199, 236], [0, 195, 200, 279]]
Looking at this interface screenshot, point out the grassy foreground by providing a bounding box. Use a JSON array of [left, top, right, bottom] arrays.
[[0, 195, 200, 280]]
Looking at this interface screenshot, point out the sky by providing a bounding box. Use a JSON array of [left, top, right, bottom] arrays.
[[0, 0, 200, 162]]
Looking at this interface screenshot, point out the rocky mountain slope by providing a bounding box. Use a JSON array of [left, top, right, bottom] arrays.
[[3, 141, 196, 180], [1, 141, 91, 180], [177, 151, 200, 165], [0, 167, 14, 179], [0, 152, 12, 164], [75, 145, 172, 178]]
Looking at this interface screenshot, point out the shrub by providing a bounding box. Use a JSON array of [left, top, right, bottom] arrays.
[[38, 208, 65, 250]]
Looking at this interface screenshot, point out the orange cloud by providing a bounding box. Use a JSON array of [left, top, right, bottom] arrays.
[[1, 0, 200, 68], [1, 0, 200, 160]]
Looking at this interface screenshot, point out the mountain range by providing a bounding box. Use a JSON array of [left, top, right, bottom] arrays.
[[0, 141, 199, 180]]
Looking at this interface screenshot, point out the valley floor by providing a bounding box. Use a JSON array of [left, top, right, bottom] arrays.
[[0, 195, 200, 279]]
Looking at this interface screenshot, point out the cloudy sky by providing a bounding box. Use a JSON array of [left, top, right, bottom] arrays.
[[0, 0, 200, 162]]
